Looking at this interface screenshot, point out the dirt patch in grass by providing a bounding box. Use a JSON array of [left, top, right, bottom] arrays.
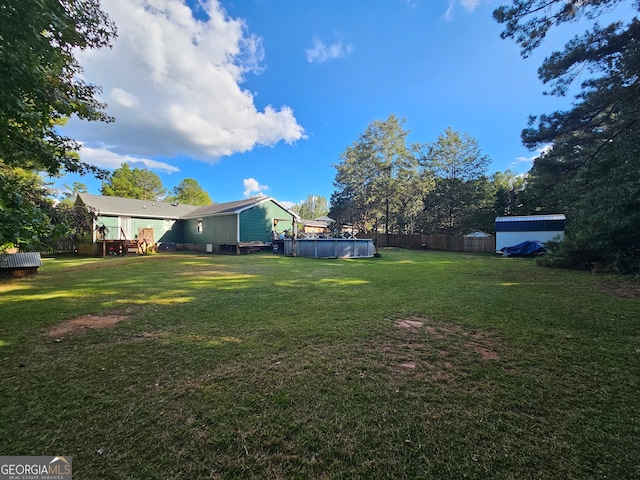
[[47, 313, 129, 338], [386, 316, 502, 379], [394, 319, 425, 329], [599, 279, 640, 298], [469, 344, 499, 360]]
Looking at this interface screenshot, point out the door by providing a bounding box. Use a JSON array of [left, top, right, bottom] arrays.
[[138, 228, 154, 253], [138, 228, 154, 244]]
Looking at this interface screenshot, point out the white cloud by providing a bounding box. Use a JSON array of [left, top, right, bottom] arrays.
[[444, 0, 456, 20], [460, 0, 481, 11], [243, 178, 269, 197], [306, 37, 353, 63], [509, 145, 553, 170], [444, 0, 481, 20], [66, 0, 305, 171], [80, 146, 180, 174], [109, 87, 140, 108], [278, 200, 297, 210]]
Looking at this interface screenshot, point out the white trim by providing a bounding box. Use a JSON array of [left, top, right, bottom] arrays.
[[235, 196, 300, 219], [495, 214, 566, 223], [119, 217, 131, 239]]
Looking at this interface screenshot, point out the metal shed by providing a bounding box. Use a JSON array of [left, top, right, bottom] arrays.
[[495, 214, 566, 252], [0, 252, 43, 277]]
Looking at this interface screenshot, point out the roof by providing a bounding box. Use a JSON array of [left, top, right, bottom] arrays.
[[76, 193, 198, 219], [300, 219, 330, 228], [77, 193, 298, 221], [184, 196, 298, 219], [495, 214, 566, 222], [185, 197, 269, 217], [495, 214, 566, 233], [1, 252, 42, 269]]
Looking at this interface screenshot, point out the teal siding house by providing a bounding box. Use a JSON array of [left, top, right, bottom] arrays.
[[75, 193, 297, 255]]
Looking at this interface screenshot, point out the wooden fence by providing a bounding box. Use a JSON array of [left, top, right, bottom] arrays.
[[360, 233, 496, 253], [26, 238, 77, 256]]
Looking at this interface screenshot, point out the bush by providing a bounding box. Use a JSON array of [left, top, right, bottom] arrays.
[[538, 233, 640, 275]]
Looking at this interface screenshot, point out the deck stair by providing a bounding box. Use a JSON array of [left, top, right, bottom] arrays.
[[127, 240, 139, 254]]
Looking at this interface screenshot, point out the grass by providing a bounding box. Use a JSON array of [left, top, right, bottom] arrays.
[[0, 248, 638, 479]]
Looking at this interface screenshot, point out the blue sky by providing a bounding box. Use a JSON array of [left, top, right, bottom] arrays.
[[56, 0, 582, 207]]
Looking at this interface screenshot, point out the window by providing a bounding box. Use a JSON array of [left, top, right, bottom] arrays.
[[197, 219, 203, 234]]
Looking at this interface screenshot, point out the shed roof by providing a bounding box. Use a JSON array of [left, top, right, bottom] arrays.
[[76, 193, 198, 219], [495, 214, 566, 223], [495, 214, 566, 233], [0, 252, 42, 269]]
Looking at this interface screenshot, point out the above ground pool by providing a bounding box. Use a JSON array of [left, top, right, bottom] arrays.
[[282, 238, 375, 258]]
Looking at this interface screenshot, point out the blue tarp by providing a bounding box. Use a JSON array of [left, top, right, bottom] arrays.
[[501, 240, 546, 257]]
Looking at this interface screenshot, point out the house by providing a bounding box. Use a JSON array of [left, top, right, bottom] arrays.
[[75, 193, 195, 255], [181, 197, 297, 253], [495, 214, 566, 252], [298, 216, 335, 237], [75, 193, 298, 255]]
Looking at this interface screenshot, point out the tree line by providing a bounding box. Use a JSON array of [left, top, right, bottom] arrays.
[[329, 116, 525, 240], [99, 163, 212, 205]]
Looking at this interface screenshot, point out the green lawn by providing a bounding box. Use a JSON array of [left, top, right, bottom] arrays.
[[0, 249, 638, 479]]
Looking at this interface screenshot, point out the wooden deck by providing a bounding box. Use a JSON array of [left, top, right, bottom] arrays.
[[237, 241, 271, 254]]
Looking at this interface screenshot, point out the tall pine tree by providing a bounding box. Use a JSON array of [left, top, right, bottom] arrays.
[[495, 0, 640, 272]]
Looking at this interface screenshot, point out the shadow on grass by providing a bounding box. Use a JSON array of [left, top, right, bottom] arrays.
[[0, 250, 638, 479]]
